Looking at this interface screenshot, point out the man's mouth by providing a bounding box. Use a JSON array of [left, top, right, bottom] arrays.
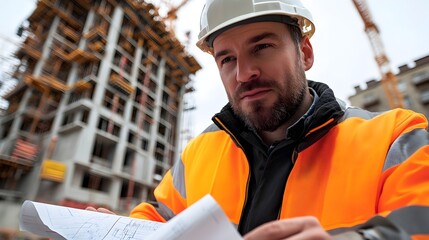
[[240, 88, 272, 101]]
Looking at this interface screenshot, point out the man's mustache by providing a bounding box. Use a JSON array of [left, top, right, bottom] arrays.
[[235, 79, 275, 98]]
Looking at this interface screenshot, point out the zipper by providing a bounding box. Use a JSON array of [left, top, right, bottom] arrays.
[[213, 116, 253, 234], [237, 169, 251, 234], [213, 116, 244, 149]]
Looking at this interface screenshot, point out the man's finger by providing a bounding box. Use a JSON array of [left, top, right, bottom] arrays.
[[97, 207, 116, 215], [85, 206, 97, 212], [85, 206, 115, 215], [286, 227, 331, 240], [244, 216, 328, 240]]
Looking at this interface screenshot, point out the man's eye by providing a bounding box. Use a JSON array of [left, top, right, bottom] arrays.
[[254, 44, 272, 52], [221, 56, 235, 65]]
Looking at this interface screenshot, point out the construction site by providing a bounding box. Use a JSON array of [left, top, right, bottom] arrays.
[[0, 0, 200, 237], [1, 0, 429, 239], [349, 0, 429, 117]]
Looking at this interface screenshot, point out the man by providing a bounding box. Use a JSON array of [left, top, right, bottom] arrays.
[[91, 0, 429, 239]]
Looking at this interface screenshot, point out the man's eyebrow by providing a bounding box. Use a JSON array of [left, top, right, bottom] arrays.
[[246, 32, 278, 44], [214, 32, 278, 60], [214, 49, 229, 61]]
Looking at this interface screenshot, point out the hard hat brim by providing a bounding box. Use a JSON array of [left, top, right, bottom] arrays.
[[206, 14, 299, 48]]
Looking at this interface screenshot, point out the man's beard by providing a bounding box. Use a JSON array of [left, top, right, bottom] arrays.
[[230, 68, 307, 132]]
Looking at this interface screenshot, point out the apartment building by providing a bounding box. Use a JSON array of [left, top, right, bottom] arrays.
[[0, 0, 200, 230], [349, 54, 429, 118]]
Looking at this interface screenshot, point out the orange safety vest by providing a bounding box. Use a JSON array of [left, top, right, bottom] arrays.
[[131, 81, 429, 238]]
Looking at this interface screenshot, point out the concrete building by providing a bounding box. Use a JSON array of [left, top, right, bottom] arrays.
[[349, 54, 429, 118], [0, 0, 200, 232]]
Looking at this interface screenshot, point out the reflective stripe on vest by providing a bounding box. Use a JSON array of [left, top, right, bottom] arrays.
[[328, 205, 429, 237], [384, 128, 429, 171]]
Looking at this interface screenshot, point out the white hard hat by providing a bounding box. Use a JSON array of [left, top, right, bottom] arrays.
[[196, 0, 315, 53]]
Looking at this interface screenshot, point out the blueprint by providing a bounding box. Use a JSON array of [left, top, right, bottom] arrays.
[[19, 195, 243, 240], [19, 200, 163, 239]]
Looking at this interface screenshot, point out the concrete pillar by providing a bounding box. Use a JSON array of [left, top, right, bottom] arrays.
[[8, 89, 32, 137], [174, 82, 187, 164], [33, 17, 60, 77], [75, 6, 124, 163]]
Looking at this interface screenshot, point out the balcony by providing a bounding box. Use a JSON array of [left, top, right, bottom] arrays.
[[28, 0, 56, 22], [24, 74, 68, 92], [72, 80, 93, 91], [19, 37, 42, 60], [165, 57, 178, 68], [163, 37, 181, 52], [146, 39, 161, 53], [362, 95, 380, 108], [68, 86, 94, 106], [85, 24, 108, 40], [412, 71, 429, 86], [28, 0, 54, 22], [58, 119, 87, 134], [57, 9, 83, 30], [110, 73, 134, 94], [53, 46, 70, 60], [66, 48, 98, 63], [119, 37, 135, 55], [59, 23, 81, 42], [91, 156, 112, 169], [122, 25, 134, 38], [171, 69, 183, 78], [142, 55, 157, 66], [123, 7, 140, 25], [420, 91, 429, 104], [96, 3, 113, 17], [85, 24, 107, 55], [176, 54, 201, 74], [87, 41, 105, 53]]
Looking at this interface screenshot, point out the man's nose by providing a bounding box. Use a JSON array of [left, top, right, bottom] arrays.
[[236, 58, 260, 83]]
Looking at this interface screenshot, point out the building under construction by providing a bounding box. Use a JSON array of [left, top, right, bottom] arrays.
[[350, 1, 429, 117], [349, 54, 429, 117], [0, 0, 200, 231]]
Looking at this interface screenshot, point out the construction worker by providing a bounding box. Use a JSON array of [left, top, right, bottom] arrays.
[[90, 0, 429, 239]]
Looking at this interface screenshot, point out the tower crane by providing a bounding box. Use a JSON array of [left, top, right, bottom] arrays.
[[160, 0, 191, 32], [165, 0, 190, 21], [352, 0, 404, 109]]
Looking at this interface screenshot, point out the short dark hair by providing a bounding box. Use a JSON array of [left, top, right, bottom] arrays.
[[286, 24, 303, 49]]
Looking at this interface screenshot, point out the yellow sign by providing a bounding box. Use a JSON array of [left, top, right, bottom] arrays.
[[40, 160, 67, 182]]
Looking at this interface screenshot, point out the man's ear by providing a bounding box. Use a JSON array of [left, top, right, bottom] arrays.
[[300, 36, 314, 71]]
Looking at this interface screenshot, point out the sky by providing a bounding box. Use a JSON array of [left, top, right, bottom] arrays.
[[1, 0, 429, 136]]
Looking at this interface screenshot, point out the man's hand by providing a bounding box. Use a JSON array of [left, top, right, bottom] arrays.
[[244, 216, 331, 240], [85, 206, 116, 215]]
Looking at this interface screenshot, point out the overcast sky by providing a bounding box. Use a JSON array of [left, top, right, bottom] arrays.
[[1, 0, 429, 136]]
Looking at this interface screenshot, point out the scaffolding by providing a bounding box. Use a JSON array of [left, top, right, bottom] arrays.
[[0, 0, 201, 225]]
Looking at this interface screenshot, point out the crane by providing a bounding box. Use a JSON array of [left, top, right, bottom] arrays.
[[164, 0, 190, 21], [160, 0, 191, 32], [352, 0, 404, 109]]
